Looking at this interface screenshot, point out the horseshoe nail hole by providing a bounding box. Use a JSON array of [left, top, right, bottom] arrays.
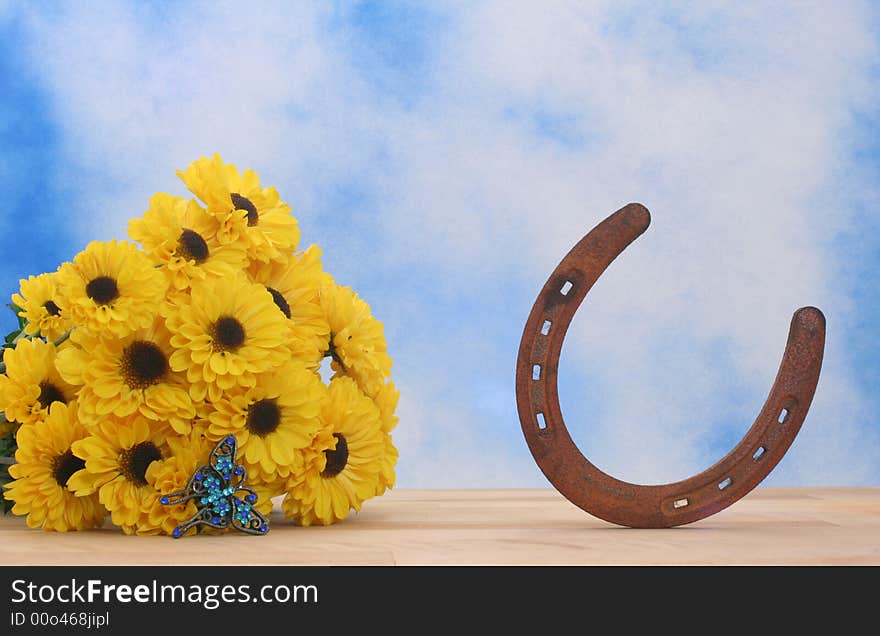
[[532, 365, 541, 381], [778, 408, 790, 424], [540, 320, 552, 336], [673, 498, 689, 509], [753, 447, 766, 461], [536, 412, 547, 430], [718, 477, 732, 490], [560, 281, 573, 296]]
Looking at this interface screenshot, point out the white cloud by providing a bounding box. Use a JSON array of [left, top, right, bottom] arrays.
[[13, 1, 879, 487]]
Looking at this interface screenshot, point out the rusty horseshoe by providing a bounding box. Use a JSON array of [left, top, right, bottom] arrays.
[[516, 203, 825, 528]]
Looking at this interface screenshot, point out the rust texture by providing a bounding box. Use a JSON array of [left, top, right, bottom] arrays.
[[515, 203, 825, 528]]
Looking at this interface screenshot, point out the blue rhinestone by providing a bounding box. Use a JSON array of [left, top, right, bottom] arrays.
[[260, 525, 267, 533], [212, 517, 220, 524], [234, 467, 243, 475], [172, 528, 182, 538], [246, 494, 256, 503], [195, 473, 203, 481], [160, 496, 169, 505], [226, 436, 234, 444]]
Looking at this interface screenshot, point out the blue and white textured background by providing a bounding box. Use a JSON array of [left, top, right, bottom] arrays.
[[1, 2, 877, 487]]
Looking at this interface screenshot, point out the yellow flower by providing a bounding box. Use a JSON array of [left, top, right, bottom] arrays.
[[0, 338, 77, 426], [177, 154, 299, 263], [247, 244, 330, 368], [55, 320, 195, 434], [56, 240, 167, 338], [282, 376, 384, 526], [128, 193, 247, 294], [67, 416, 171, 534], [320, 283, 392, 396], [3, 402, 106, 532], [206, 363, 325, 484], [167, 274, 292, 403], [11, 272, 75, 341]]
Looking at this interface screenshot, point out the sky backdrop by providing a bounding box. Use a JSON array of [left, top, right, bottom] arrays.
[[1, 1, 878, 487]]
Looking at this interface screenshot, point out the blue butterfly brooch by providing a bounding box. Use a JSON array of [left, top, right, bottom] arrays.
[[160, 435, 269, 538]]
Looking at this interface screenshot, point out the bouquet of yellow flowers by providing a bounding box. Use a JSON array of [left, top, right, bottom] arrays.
[[0, 154, 398, 535]]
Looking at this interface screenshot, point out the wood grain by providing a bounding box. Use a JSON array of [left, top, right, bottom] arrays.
[[1, 488, 877, 565]]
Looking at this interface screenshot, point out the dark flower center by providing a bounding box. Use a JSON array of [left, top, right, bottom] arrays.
[[121, 341, 168, 389], [246, 399, 281, 437], [120, 441, 162, 487], [322, 434, 349, 478], [37, 381, 67, 409], [213, 316, 246, 352], [231, 193, 259, 227], [86, 276, 119, 305], [53, 450, 85, 488], [175, 229, 210, 264], [266, 287, 291, 319], [43, 300, 62, 316]]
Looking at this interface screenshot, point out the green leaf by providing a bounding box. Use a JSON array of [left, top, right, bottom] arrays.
[[0, 430, 15, 515], [0, 472, 12, 514], [0, 430, 16, 457], [3, 305, 27, 350], [7, 304, 25, 328]]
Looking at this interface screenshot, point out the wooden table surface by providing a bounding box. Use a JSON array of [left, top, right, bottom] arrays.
[[1, 488, 878, 566]]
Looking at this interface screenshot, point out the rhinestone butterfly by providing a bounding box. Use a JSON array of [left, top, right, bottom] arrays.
[[161, 435, 269, 538]]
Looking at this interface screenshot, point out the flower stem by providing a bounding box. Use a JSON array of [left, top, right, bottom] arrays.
[[53, 328, 74, 348]]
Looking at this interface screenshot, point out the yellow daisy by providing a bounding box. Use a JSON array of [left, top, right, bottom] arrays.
[[128, 192, 247, 294], [11, 272, 75, 341], [320, 283, 392, 397], [177, 154, 300, 263], [55, 320, 195, 434], [282, 376, 384, 526], [0, 338, 77, 426], [167, 274, 292, 403], [3, 402, 106, 532], [67, 416, 170, 534], [56, 240, 167, 338], [206, 362, 325, 484], [247, 244, 330, 368]]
